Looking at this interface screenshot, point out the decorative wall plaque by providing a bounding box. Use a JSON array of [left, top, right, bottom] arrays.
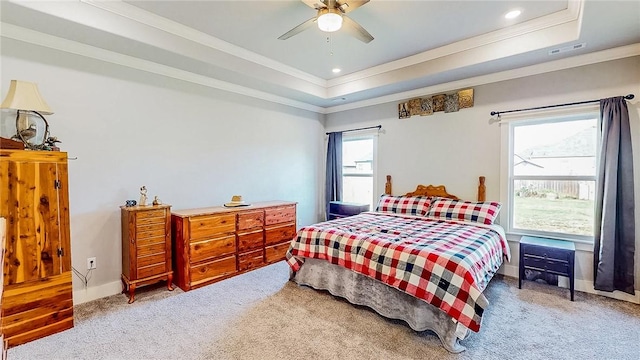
[[444, 93, 459, 113], [420, 97, 433, 116], [432, 94, 446, 112], [458, 88, 474, 109], [398, 102, 410, 119], [408, 98, 422, 116]]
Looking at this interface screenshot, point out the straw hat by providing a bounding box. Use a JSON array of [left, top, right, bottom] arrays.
[[224, 195, 249, 207]]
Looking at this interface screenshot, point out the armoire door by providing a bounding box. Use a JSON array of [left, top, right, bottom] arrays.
[[0, 158, 64, 284], [0, 150, 74, 348]]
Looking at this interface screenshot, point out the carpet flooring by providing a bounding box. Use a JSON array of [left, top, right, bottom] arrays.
[[7, 261, 640, 360]]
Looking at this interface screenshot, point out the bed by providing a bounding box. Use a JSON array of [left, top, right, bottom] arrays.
[[286, 175, 510, 353]]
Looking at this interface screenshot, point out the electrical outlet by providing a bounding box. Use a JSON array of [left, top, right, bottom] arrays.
[[87, 257, 97, 270]]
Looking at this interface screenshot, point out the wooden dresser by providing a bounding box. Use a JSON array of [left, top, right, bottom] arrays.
[[172, 201, 296, 291], [0, 150, 74, 347], [1, 217, 6, 358], [121, 204, 173, 303]]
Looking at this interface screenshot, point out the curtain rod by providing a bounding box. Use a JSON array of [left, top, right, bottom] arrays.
[[326, 125, 382, 135], [490, 94, 635, 117]]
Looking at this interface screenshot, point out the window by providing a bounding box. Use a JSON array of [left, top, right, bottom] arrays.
[[508, 114, 598, 241], [342, 135, 376, 210]]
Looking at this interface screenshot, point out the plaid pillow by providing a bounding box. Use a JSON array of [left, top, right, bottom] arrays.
[[375, 195, 432, 216], [427, 197, 501, 225]]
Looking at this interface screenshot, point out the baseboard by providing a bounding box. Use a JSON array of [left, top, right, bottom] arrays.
[[498, 264, 640, 304], [72, 281, 122, 305]]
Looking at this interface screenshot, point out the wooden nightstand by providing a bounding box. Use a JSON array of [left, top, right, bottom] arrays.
[[519, 236, 575, 301], [328, 201, 370, 220]]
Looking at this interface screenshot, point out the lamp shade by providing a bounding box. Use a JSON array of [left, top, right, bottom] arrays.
[[1, 80, 53, 115], [317, 9, 343, 32]]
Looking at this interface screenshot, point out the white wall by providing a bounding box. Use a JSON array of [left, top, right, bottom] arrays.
[[326, 56, 640, 302], [1, 38, 325, 303]]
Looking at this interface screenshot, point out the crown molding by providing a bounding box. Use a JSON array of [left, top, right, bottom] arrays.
[[2, 21, 636, 116], [325, 43, 640, 113], [0, 23, 324, 114], [80, 0, 328, 88], [4, 0, 593, 105], [326, 0, 584, 87]]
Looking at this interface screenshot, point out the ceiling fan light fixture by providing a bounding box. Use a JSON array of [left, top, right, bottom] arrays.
[[317, 9, 343, 32]]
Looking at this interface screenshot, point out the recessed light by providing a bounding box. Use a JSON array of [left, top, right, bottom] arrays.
[[332, 68, 341, 73], [505, 10, 521, 19]]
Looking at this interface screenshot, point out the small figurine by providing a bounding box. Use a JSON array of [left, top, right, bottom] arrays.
[[45, 136, 62, 151], [152, 196, 162, 206], [139, 186, 148, 206]]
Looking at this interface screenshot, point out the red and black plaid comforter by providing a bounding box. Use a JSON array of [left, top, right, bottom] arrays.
[[286, 212, 510, 332]]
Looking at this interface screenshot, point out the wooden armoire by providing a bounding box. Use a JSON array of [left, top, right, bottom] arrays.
[[0, 150, 74, 347]]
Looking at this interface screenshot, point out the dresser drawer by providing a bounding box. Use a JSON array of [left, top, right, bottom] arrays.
[[136, 209, 166, 220], [136, 215, 165, 226], [265, 205, 296, 225], [191, 255, 237, 285], [136, 224, 166, 239], [190, 235, 236, 263], [137, 262, 166, 279], [137, 242, 166, 257], [238, 229, 264, 252], [238, 249, 264, 271], [189, 214, 235, 240], [265, 223, 296, 246], [136, 234, 166, 247], [237, 210, 264, 231], [265, 242, 291, 263], [137, 253, 166, 268]]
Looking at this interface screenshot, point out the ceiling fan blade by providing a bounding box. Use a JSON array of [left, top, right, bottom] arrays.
[[278, 17, 317, 40], [342, 16, 374, 43], [301, 0, 328, 10], [336, 0, 370, 14]]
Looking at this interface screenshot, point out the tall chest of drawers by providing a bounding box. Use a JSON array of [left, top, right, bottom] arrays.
[[172, 201, 296, 291], [121, 205, 174, 303]]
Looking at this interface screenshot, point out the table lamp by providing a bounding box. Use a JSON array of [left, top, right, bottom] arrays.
[[1, 80, 53, 150]]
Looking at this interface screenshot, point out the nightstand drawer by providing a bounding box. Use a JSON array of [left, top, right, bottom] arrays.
[[522, 255, 570, 275], [328, 201, 370, 220], [329, 201, 370, 216], [521, 244, 571, 261]]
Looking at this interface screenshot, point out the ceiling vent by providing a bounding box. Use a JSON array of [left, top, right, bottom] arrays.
[[548, 42, 587, 55]]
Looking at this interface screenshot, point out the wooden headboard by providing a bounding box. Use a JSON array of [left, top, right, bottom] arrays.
[[384, 175, 486, 201]]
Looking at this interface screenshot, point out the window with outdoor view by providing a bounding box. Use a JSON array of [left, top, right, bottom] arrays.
[[509, 114, 598, 241], [342, 136, 375, 211]]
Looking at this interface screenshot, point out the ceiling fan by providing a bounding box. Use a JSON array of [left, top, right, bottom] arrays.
[[278, 0, 374, 43]]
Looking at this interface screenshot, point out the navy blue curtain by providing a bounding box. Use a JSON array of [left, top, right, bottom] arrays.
[[325, 132, 343, 220], [594, 96, 635, 294]]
